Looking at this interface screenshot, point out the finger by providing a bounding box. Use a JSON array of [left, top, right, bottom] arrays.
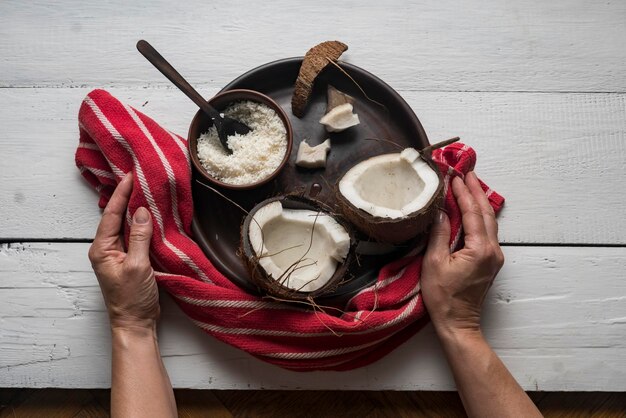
[[126, 207, 153, 267], [425, 210, 452, 260], [451, 176, 488, 245], [94, 173, 134, 244], [465, 171, 498, 242]]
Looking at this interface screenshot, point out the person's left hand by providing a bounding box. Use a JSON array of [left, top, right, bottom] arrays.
[[88, 173, 160, 331], [421, 172, 504, 337]]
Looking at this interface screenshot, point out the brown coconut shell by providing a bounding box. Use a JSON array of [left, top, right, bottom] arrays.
[[291, 41, 348, 118], [240, 194, 356, 301], [336, 153, 444, 244]]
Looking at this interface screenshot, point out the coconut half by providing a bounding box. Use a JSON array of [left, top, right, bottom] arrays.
[[337, 148, 443, 243], [241, 196, 353, 299]]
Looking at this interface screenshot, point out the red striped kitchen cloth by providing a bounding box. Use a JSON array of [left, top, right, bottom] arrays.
[[75, 89, 504, 371]]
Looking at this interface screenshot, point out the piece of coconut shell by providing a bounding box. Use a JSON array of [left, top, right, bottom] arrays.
[[326, 85, 354, 112], [240, 194, 356, 301], [336, 153, 444, 244], [291, 41, 348, 118]]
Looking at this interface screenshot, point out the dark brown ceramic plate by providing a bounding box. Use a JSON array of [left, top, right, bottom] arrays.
[[191, 57, 430, 305]]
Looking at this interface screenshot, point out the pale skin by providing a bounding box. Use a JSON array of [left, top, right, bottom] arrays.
[[88, 173, 176, 418], [422, 172, 542, 417], [90, 171, 541, 417]]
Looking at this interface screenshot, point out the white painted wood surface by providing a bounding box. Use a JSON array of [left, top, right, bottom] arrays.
[[1, 88, 625, 243], [1, 0, 625, 92], [1, 0, 625, 390], [1, 243, 625, 390]]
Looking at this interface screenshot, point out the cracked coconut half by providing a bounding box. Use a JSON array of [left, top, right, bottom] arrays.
[[337, 147, 443, 244], [241, 196, 353, 299]]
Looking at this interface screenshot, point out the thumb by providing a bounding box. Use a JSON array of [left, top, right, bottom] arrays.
[[425, 210, 451, 260], [127, 207, 153, 263]]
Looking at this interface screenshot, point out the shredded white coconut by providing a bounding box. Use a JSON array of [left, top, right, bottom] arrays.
[[196, 100, 287, 185]]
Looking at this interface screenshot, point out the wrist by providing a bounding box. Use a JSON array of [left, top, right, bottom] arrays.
[[110, 318, 157, 339], [433, 322, 484, 348], [111, 324, 158, 355]]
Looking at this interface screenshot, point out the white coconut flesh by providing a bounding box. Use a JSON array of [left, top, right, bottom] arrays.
[[248, 201, 350, 292], [319, 103, 360, 132], [295, 139, 331, 168], [339, 148, 440, 219]]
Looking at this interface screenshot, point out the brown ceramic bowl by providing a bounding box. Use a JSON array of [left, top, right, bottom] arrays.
[[188, 89, 294, 190]]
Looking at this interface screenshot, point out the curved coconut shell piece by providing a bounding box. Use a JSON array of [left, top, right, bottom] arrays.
[[240, 195, 356, 301], [291, 41, 348, 118], [336, 154, 444, 244]]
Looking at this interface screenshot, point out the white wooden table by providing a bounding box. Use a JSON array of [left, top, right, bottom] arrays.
[[1, 0, 625, 391]]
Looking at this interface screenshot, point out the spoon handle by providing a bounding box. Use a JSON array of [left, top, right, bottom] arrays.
[[136, 40, 221, 123]]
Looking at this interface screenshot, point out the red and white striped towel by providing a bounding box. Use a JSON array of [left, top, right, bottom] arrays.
[[76, 89, 504, 371]]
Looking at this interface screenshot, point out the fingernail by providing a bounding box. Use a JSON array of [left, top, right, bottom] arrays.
[[468, 171, 477, 181], [436, 210, 447, 224], [133, 207, 150, 224]]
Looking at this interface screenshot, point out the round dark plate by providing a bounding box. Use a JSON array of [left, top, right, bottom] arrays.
[[191, 57, 430, 304]]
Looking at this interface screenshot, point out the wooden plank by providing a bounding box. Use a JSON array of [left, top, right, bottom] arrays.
[[0, 390, 107, 418], [175, 390, 233, 418], [1, 88, 624, 244], [214, 390, 375, 418], [0, 389, 93, 418], [88, 390, 110, 414], [408, 392, 467, 417], [0, 389, 33, 416], [536, 392, 614, 418], [72, 401, 109, 418], [0, 389, 624, 417], [589, 393, 626, 418], [0, 1, 625, 92], [0, 243, 625, 390], [364, 391, 466, 418]]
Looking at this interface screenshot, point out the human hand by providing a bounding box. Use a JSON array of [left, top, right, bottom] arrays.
[[421, 171, 504, 338], [88, 173, 160, 332]]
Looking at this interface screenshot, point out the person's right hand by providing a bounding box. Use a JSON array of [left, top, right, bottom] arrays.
[[421, 171, 504, 337]]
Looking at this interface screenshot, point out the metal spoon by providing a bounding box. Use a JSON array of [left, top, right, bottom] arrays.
[[136, 40, 250, 154]]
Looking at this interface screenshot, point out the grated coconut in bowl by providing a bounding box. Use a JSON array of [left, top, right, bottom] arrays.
[[196, 100, 287, 185]]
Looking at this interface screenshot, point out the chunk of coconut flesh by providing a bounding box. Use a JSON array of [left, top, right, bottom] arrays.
[[319, 103, 360, 132], [296, 139, 331, 168], [339, 148, 440, 219], [248, 201, 350, 292]]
